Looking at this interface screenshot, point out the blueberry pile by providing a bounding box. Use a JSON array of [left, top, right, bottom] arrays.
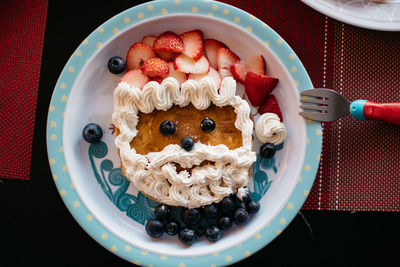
[[145, 190, 260, 245]]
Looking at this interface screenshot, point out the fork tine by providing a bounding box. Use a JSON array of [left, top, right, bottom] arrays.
[[299, 111, 333, 122], [300, 89, 332, 98], [300, 104, 328, 111], [300, 98, 329, 105]]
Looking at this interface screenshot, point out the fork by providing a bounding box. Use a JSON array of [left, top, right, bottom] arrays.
[[299, 89, 400, 126]]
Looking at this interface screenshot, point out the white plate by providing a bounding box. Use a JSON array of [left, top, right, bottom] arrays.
[[47, 1, 322, 266], [302, 0, 400, 31]]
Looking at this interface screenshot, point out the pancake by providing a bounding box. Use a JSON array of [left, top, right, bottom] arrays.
[[130, 103, 243, 154], [112, 76, 256, 208]]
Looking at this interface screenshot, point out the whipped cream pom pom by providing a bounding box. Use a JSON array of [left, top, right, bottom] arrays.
[[255, 113, 286, 145]]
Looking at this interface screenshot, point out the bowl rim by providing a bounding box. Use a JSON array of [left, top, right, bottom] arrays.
[[46, 0, 322, 266]]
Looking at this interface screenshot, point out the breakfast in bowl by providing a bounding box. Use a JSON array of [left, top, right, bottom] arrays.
[[82, 29, 286, 245]]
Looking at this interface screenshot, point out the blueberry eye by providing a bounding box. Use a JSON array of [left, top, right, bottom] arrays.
[[200, 117, 215, 133], [159, 120, 176, 136]]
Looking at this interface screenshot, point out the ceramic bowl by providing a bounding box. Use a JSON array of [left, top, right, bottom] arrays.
[[47, 1, 322, 266]]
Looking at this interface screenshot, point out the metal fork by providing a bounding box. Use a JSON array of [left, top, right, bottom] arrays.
[[299, 89, 400, 125]]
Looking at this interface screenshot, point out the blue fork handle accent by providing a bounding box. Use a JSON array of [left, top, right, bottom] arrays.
[[350, 99, 367, 121]]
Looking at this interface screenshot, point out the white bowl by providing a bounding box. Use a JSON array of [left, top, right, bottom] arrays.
[[47, 1, 322, 266]]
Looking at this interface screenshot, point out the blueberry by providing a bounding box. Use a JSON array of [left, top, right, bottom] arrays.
[[246, 200, 260, 214], [220, 196, 235, 215], [181, 208, 201, 226], [203, 204, 218, 218], [205, 226, 222, 242], [159, 120, 175, 136], [181, 137, 194, 151], [260, 143, 276, 159], [145, 219, 164, 238], [178, 228, 197, 245], [195, 225, 206, 237], [165, 221, 179, 236], [107, 56, 126, 74], [217, 217, 232, 231], [82, 123, 103, 143], [200, 117, 215, 133], [233, 208, 249, 225], [154, 205, 171, 220], [232, 195, 246, 209]]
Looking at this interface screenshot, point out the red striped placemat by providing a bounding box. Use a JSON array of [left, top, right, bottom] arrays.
[[221, 0, 400, 212], [0, 0, 48, 180]]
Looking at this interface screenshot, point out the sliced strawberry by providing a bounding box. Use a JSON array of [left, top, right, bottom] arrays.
[[248, 55, 266, 75], [204, 39, 228, 69], [258, 95, 283, 121], [168, 62, 187, 85], [180, 30, 203, 61], [244, 71, 279, 107], [156, 51, 177, 61], [126, 42, 156, 70], [174, 54, 209, 74], [188, 67, 222, 89], [231, 55, 266, 83], [140, 57, 169, 78], [230, 63, 247, 83], [217, 47, 240, 78], [120, 69, 150, 90], [153, 31, 184, 53], [141, 35, 156, 47]]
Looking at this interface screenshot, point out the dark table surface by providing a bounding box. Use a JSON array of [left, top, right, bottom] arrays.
[[1, 1, 399, 266]]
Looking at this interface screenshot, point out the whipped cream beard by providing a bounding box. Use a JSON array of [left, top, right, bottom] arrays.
[[112, 77, 256, 208]]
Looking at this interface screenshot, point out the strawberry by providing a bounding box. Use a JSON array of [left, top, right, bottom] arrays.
[[180, 30, 204, 61], [142, 35, 156, 47], [174, 54, 209, 74], [188, 67, 222, 89], [258, 95, 283, 121], [230, 63, 247, 83], [244, 71, 279, 107], [156, 51, 177, 61], [168, 62, 187, 85], [126, 42, 156, 70], [217, 47, 240, 78], [153, 31, 185, 53], [140, 57, 169, 78], [204, 39, 228, 69], [249, 55, 266, 75], [231, 55, 266, 83], [120, 69, 150, 89]]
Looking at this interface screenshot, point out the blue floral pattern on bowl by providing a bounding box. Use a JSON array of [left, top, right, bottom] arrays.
[[88, 141, 158, 225], [251, 142, 283, 201]]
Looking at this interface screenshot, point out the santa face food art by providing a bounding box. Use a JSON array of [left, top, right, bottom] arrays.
[[112, 76, 256, 208]]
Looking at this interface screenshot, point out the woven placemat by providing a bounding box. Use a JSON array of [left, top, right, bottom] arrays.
[[0, 0, 48, 180], [221, 0, 400, 212], [304, 22, 400, 211]]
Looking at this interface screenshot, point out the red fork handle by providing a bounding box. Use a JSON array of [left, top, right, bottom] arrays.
[[364, 101, 400, 126]]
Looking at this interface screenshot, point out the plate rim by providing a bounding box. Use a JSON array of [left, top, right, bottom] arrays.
[[46, 0, 322, 266], [301, 0, 400, 31]]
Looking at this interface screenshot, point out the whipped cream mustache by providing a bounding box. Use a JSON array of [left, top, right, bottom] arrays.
[[112, 77, 256, 208]]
